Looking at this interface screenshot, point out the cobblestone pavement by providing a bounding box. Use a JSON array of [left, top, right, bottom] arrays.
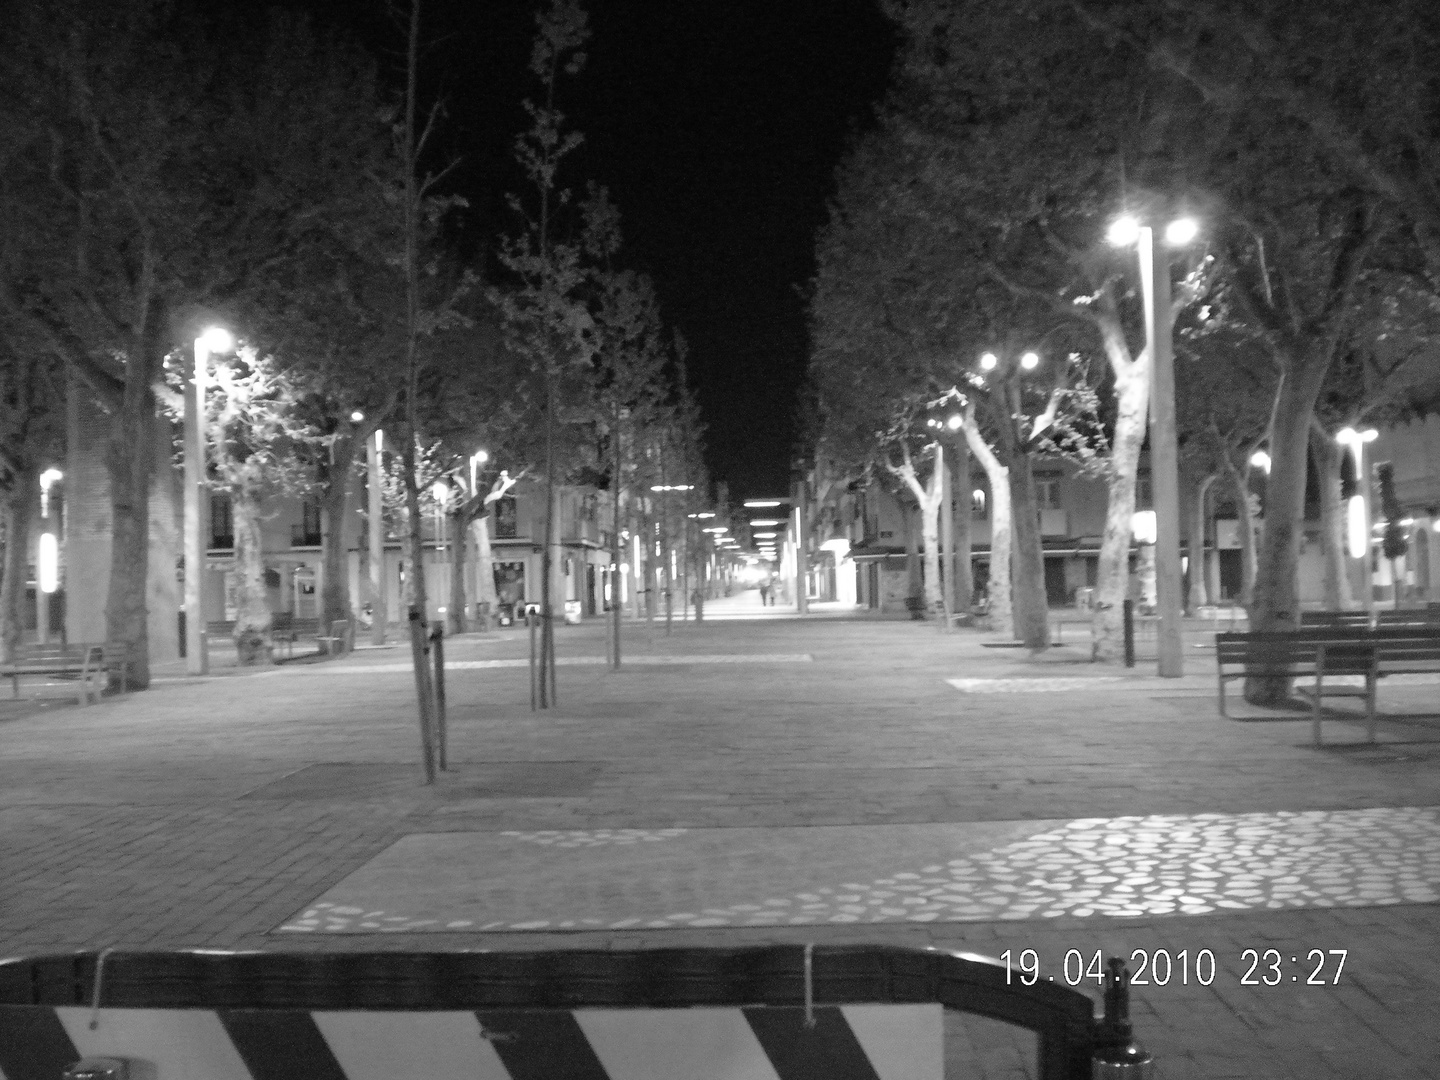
[[2, 597, 1438, 1078]]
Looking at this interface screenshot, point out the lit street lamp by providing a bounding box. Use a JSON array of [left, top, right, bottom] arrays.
[[184, 326, 233, 674], [1336, 426, 1379, 612], [1108, 213, 1198, 677]]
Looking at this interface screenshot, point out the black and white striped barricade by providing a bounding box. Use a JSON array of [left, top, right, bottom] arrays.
[[0, 945, 1153, 1080]]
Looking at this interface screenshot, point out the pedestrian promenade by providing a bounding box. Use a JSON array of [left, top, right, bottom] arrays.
[[1, 593, 1437, 1078]]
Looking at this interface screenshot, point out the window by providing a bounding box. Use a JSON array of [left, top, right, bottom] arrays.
[[494, 495, 518, 539], [291, 499, 322, 547], [1036, 479, 1063, 510], [209, 494, 233, 549]]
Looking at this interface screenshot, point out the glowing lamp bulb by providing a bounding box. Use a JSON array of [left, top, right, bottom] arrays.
[[38, 533, 59, 593], [979, 352, 998, 371], [947, 414, 962, 430], [197, 327, 233, 354], [1165, 217, 1199, 246], [1107, 215, 1141, 247], [350, 410, 365, 423], [1020, 351, 1039, 370]]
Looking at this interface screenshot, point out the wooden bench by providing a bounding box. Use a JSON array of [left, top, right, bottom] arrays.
[[1218, 628, 1440, 741], [1, 643, 104, 704], [1299, 610, 1373, 630], [315, 619, 349, 655]]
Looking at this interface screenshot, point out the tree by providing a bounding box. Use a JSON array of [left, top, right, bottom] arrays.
[[496, 0, 601, 702], [827, 0, 1214, 659], [201, 350, 319, 664], [1076, 0, 1439, 700]]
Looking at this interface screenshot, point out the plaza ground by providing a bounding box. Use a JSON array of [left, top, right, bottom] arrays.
[[2, 592, 1438, 1078]]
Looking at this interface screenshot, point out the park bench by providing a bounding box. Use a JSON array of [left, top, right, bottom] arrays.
[[1217, 628, 1440, 742], [315, 618, 349, 655], [1299, 610, 1373, 630], [1, 642, 105, 704]]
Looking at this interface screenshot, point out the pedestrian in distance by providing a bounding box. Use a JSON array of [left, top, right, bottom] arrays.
[[759, 581, 770, 605]]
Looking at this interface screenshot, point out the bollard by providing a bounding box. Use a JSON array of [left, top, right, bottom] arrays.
[[1092, 957, 1154, 1078], [63, 1059, 130, 1080], [430, 624, 446, 770], [1122, 599, 1135, 668]]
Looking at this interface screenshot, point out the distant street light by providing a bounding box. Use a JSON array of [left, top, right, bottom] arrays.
[[979, 352, 998, 371], [1020, 351, 1040, 370], [1250, 450, 1272, 474], [185, 326, 234, 675], [350, 410, 365, 423], [1109, 212, 1199, 677], [1336, 428, 1380, 613]]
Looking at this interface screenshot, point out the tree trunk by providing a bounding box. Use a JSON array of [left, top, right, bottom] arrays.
[[1007, 455, 1050, 649], [0, 465, 38, 662], [105, 382, 157, 689], [1245, 358, 1328, 704], [958, 417, 1012, 637], [919, 472, 943, 616], [1093, 362, 1148, 661], [472, 513, 498, 627], [951, 436, 974, 620], [231, 489, 272, 665], [1222, 453, 1258, 607], [901, 499, 921, 605], [1184, 471, 1213, 612], [1312, 427, 1355, 609], [447, 507, 468, 634], [320, 434, 355, 632]]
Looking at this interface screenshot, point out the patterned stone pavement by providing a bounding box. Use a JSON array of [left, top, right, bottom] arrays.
[[281, 807, 1440, 933]]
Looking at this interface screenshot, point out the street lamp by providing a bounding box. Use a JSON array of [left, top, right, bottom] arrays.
[[1109, 212, 1198, 677], [1250, 450, 1271, 474], [1337, 427, 1379, 610], [184, 326, 234, 674]]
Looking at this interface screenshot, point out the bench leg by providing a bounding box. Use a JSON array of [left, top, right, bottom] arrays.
[[1217, 677, 1228, 718], [1311, 687, 1323, 747]]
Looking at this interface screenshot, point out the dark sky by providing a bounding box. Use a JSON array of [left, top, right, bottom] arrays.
[[286, 0, 897, 503]]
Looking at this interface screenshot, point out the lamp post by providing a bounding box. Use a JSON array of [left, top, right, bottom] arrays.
[[368, 429, 386, 644], [1108, 214, 1197, 677], [1337, 426, 1379, 616], [184, 327, 233, 674], [37, 469, 62, 644]]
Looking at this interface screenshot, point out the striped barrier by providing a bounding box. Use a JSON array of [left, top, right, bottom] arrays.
[[0, 946, 1151, 1080]]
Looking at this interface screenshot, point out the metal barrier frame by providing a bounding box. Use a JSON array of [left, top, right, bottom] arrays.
[[0, 945, 1114, 1080]]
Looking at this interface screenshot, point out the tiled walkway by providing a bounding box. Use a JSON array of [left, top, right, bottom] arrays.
[[281, 807, 1440, 933], [4, 604, 1440, 1078]]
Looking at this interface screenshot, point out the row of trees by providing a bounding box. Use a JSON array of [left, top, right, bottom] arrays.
[[0, 0, 708, 689], [807, 0, 1440, 696]]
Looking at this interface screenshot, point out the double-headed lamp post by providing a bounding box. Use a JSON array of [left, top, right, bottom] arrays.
[[1108, 214, 1197, 677], [1336, 426, 1379, 613], [184, 326, 234, 675]]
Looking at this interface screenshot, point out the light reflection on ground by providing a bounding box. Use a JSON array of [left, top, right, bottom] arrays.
[[279, 806, 1440, 934]]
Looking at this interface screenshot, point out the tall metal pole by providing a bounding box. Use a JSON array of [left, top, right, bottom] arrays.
[[369, 430, 387, 645], [793, 480, 809, 615], [939, 442, 953, 629], [183, 339, 209, 675], [1139, 227, 1184, 676]]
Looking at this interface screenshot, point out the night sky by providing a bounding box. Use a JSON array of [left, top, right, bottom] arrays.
[[284, 0, 897, 503]]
